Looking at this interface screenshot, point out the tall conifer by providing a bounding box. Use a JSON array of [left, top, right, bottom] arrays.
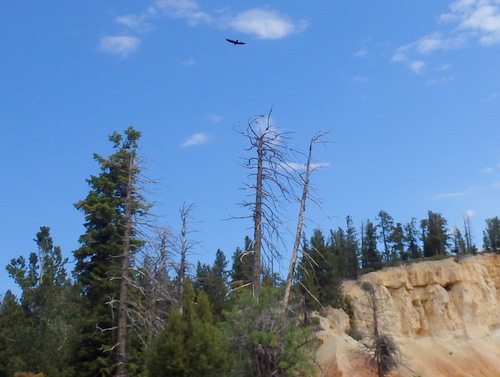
[[73, 127, 149, 377]]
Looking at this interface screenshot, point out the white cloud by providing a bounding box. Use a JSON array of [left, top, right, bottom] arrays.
[[393, 0, 500, 72], [115, 14, 151, 31], [466, 209, 476, 218], [229, 8, 306, 39], [409, 60, 426, 74], [103, 2, 304, 57], [181, 133, 209, 147], [98, 36, 140, 57]]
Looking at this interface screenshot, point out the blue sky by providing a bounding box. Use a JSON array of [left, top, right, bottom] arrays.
[[2, 1, 500, 296]]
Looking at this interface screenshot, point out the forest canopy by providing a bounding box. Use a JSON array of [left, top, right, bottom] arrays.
[[0, 125, 494, 377]]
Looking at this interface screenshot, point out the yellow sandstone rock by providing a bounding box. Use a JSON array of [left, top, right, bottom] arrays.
[[316, 254, 500, 376]]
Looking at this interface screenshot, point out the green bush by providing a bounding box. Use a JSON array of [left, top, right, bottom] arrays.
[[146, 283, 232, 377], [224, 287, 319, 377]]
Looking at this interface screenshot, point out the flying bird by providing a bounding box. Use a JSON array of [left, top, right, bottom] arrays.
[[226, 38, 246, 45]]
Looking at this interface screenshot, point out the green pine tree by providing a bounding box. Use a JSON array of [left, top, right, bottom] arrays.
[[483, 216, 500, 252], [345, 216, 359, 279], [72, 127, 149, 377], [360, 220, 382, 272], [195, 249, 230, 319], [404, 218, 422, 259], [4, 227, 74, 377], [0, 291, 30, 377], [146, 283, 231, 377], [421, 211, 449, 258], [298, 229, 345, 310], [230, 236, 254, 290]]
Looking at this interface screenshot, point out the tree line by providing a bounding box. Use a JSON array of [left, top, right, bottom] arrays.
[[2, 122, 500, 377]]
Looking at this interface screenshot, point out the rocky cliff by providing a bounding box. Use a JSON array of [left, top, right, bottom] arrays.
[[315, 253, 500, 376]]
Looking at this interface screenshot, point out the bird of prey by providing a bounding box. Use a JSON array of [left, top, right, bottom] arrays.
[[226, 38, 246, 45]]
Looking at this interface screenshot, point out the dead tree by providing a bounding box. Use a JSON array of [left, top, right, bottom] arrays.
[[176, 203, 198, 303], [463, 214, 476, 254], [357, 282, 404, 377], [282, 131, 330, 313], [130, 226, 177, 342], [237, 110, 295, 298], [114, 147, 153, 377]]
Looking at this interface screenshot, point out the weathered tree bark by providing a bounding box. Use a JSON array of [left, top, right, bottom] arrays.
[[283, 137, 313, 312], [252, 136, 264, 297], [283, 132, 328, 313], [115, 157, 134, 377], [178, 203, 196, 304]]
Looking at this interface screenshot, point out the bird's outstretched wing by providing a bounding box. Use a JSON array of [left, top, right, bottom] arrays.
[[226, 38, 246, 45]]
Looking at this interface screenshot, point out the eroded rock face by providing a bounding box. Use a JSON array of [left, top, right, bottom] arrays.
[[341, 254, 500, 338], [316, 254, 500, 376]]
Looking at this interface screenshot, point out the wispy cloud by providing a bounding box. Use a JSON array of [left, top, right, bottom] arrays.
[[180, 58, 197, 66], [466, 209, 476, 218], [98, 36, 141, 57], [424, 75, 453, 86], [283, 161, 330, 172], [393, 0, 500, 72], [100, 2, 306, 57], [115, 14, 152, 32], [433, 181, 500, 199], [155, 0, 211, 26], [181, 133, 209, 147], [353, 76, 369, 83], [354, 47, 368, 57], [207, 114, 223, 123], [481, 162, 500, 173]]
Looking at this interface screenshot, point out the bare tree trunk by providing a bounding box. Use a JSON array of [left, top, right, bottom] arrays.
[[252, 137, 264, 298], [283, 139, 313, 312], [463, 214, 474, 254], [178, 203, 197, 305], [179, 208, 187, 301], [283, 132, 329, 313], [115, 158, 134, 377], [237, 110, 299, 299], [360, 282, 403, 377]]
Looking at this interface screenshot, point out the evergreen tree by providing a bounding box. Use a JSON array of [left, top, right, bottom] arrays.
[[146, 283, 231, 377], [389, 222, 405, 262], [297, 229, 344, 310], [194, 249, 230, 319], [344, 216, 359, 279], [376, 211, 394, 263], [330, 228, 346, 278], [451, 228, 466, 254], [230, 236, 254, 289], [483, 216, 500, 252], [72, 127, 149, 377], [4, 227, 74, 377], [224, 286, 318, 377], [360, 220, 382, 272], [421, 211, 449, 258], [0, 291, 30, 377], [404, 218, 421, 260]]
